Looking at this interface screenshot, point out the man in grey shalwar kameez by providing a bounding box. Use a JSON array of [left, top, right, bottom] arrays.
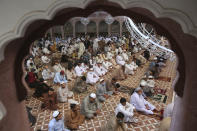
[[80, 93, 102, 119], [96, 79, 113, 102]]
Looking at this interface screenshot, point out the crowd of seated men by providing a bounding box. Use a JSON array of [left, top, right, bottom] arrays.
[[24, 34, 170, 130]]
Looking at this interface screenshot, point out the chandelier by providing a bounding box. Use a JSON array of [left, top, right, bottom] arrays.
[[80, 17, 90, 25], [105, 15, 114, 25]]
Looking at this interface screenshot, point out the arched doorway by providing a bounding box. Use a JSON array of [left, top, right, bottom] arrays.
[[99, 20, 108, 37], [87, 21, 96, 37], [75, 21, 85, 37], [111, 20, 120, 36], [64, 22, 73, 37]]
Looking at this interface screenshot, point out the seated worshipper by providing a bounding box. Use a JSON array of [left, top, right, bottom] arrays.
[[26, 69, 39, 88], [57, 82, 73, 103], [26, 57, 34, 68], [140, 80, 154, 97], [111, 56, 119, 69], [115, 97, 138, 123], [41, 54, 50, 64], [116, 52, 125, 66], [124, 61, 135, 75], [94, 62, 107, 77], [33, 78, 53, 98], [143, 50, 150, 60], [73, 76, 88, 93], [130, 60, 138, 71], [42, 90, 58, 110], [42, 47, 51, 54], [48, 111, 70, 131], [81, 62, 89, 73], [122, 50, 129, 61], [96, 79, 113, 102], [80, 93, 102, 119], [146, 76, 155, 88], [53, 70, 68, 84], [101, 112, 126, 131], [106, 51, 114, 60], [114, 66, 127, 80], [78, 41, 86, 59], [86, 68, 100, 84], [130, 87, 157, 115], [137, 54, 147, 65], [65, 103, 85, 130], [102, 59, 113, 70], [133, 56, 141, 67], [42, 66, 55, 80], [66, 65, 76, 81], [74, 62, 85, 77], [53, 62, 65, 73], [27, 62, 37, 72]]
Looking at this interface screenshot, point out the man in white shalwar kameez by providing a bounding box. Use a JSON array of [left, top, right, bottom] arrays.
[[57, 82, 73, 102], [42, 47, 51, 54], [116, 53, 125, 66], [130, 87, 156, 115], [26, 58, 34, 68], [93, 38, 99, 53], [146, 76, 155, 88], [53, 62, 65, 73], [78, 41, 86, 59], [122, 50, 129, 62], [124, 62, 135, 75], [41, 55, 50, 64], [102, 60, 113, 70], [115, 97, 138, 123], [86, 69, 100, 84], [74, 63, 84, 77], [42, 66, 55, 80], [93, 63, 107, 77], [48, 111, 70, 131]]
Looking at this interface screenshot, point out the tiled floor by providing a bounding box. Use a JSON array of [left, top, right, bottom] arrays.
[[26, 58, 177, 131]]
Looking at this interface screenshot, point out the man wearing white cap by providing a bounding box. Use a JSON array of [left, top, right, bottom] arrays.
[[57, 82, 73, 102], [116, 52, 125, 66], [86, 68, 100, 84], [146, 76, 155, 88], [93, 63, 107, 77], [80, 93, 102, 119], [130, 87, 156, 115], [140, 79, 154, 97], [42, 66, 55, 80], [96, 79, 113, 102], [48, 110, 70, 131]]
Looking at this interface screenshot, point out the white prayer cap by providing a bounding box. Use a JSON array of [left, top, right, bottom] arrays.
[[90, 68, 93, 71], [148, 76, 154, 79], [44, 81, 47, 83], [60, 81, 65, 85], [53, 110, 59, 118], [68, 99, 79, 105], [100, 78, 104, 82], [153, 57, 157, 60], [135, 87, 142, 92], [140, 80, 147, 87], [90, 93, 96, 99]]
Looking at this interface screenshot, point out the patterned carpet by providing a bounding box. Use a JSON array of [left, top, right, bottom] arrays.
[[26, 58, 177, 131]]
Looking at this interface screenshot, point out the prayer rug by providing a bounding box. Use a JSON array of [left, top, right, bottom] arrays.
[[157, 76, 171, 82]]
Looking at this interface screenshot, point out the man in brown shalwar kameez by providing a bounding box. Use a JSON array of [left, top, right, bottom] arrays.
[[65, 103, 85, 130]]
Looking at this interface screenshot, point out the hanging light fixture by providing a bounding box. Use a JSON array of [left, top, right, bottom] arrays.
[[105, 15, 114, 25], [80, 17, 90, 25]]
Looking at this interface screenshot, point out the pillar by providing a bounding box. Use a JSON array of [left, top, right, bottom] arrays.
[[120, 21, 123, 37], [96, 21, 99, 37], [85, 25, 87, 35], [50, 28, 53, 39], [108, 24, 111, 37], [72, 21, 76, 38]]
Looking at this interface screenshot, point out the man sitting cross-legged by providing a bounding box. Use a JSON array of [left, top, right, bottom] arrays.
[[80, 93, 102, 119]]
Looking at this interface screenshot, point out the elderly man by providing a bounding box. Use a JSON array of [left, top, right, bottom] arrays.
[[42, 66, 54, 80], [94, 63, 107, 77], [73, 76, 88, 93], [86, 69, 100, 84], [124, 61, 135, 75], [57, 82, 73, 103], [96, 79, 113, 102], [140, 80, 154, 97], [65, 103, 85, 130], [115, 97, 137, 123], [80, 93, 102, 119], [53, 70, 67, 84], [101, 112, 126, 131], [48, 111, 70, 131], [130, 87, 156, 115]]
